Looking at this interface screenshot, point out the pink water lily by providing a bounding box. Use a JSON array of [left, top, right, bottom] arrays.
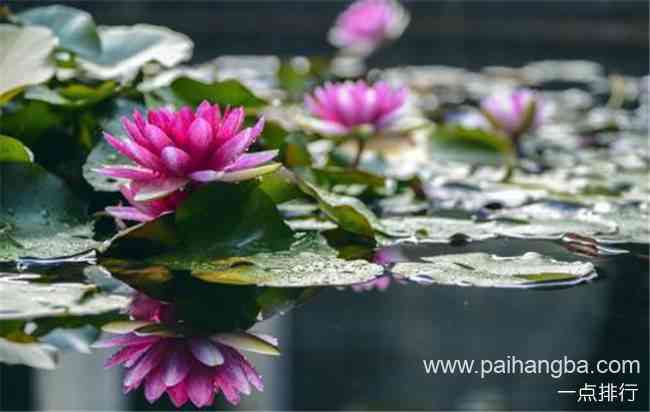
[[95, 293, 279, 408], [304, 80, 407, 136], [105, 183, 188, 223], [96, 101, 278, 202], [480, 89, 544, 139], [329, 0, 409, 55]]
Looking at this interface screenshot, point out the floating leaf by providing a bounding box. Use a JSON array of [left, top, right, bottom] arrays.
[[25, 81, 117, 108], [0, 337, 57, 369], [0, 276, 128, 320], [296, 178, 396, 238], [492, 201, 648, 244], [310, 166, 387, 191], [78, 24, 192, 80], [0, 135, 33, 163], [17, 5, 101, 58], [101, 182, 383, 288], [0, 25, 57, 101], [103, 181, 294, 259], [378, 209, 620, 245], [429, 125, 514, 166], [0, 162, 99, 260], [378, 216, 499, 243], [170, 77, 267, 108], [188, 232, 383, 287], [393, 252, 596, 288]]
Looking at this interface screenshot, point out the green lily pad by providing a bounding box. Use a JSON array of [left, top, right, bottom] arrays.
[[0, 135, 33, 163], [78, 24, 193, 80], [188, 232, 383, 287], [486, 201, 618, 238], [101, 181, 383, 288], [310, 166, 388, 191], [296, 178, 396, 238], [596, 203, 650, 244], [0, 25, 57, 101], [170, 77, 267, 108], [0, 162, 99, 260], [25, 81, 117, 108], [378, 216, 499, 244], [378, 209, 621, 245], [102, 181, 294, 258], [0, 276, 128, 320], [0, 337, 57, 369], [393, 252, 596, 288], [429, 125, 515, 166], [17, 5, 101, 58]]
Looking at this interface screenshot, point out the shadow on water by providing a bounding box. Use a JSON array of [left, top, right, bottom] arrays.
[[290, 237, 649, 410]]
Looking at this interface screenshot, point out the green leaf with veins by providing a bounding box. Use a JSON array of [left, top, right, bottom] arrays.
[[393, 252, 596, 288], [25, 81, 118, 108], [17, 5, 101, 58], [102, 181, 382, 286], [0, 163, 99, 260], [295, 177, 399, 238], [429, 125, 514, 166], [171, 77, 267, 108]]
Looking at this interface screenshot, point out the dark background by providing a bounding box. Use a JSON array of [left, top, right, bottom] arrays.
[[1, 1, 649, 411], [6, 0, 650, 74]]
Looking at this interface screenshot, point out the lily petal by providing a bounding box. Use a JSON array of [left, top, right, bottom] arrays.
[[224, 150, 278, 172], [132, 177, 189, 202]]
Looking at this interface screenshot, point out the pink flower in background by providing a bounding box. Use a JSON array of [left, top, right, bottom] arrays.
[[304, 80, 407, 136], [105, 183, 188, 222], [95, 293, 279, 408], [480, 89, 544, 138], [329, 0, 410, 55], [96, 101, 278, 202]]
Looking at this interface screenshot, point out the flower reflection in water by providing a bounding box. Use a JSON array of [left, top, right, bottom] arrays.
[[95, 293, 279, 407], [351, 246, 405, 292]]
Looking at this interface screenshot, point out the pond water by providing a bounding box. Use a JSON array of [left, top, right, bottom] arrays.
[[290, 239, 649, 410], [1, 2, 648, 410]]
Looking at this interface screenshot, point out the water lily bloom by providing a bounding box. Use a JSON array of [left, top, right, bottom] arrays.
[[95, 293, 279, 408], [97, 101, 278, 202], [105, 183, 188, 222], [480, 89, 543, 139], [329, 0, 410, 55], [304, 80, 407, 136]]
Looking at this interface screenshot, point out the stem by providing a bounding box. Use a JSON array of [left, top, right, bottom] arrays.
[[352, 138, 366, 168]]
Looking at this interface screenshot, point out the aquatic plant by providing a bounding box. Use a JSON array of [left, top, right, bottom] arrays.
[[480, 89, 544, 144], [97, 101, 277, 202], [329, 0, 410, 55], [95, 293, 279, 407], [0, 3, 648, 411], [304, 80, 407, 166]]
